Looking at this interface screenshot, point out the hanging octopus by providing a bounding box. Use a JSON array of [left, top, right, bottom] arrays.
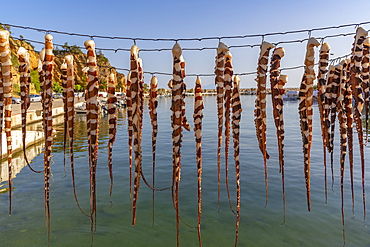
[[107, 73, 117, 203], [84, 39, 99, 234], [342, 57, 355, 217], [126, 72, 133, 210], [149, 76, 158, 227], [18, 47, 40, 174], [0, 66, 2, 172], [328, 64, 341, 191], [193, 76, 204, 246], [349, 27, 368, 222], [255, 41, 274, 208], [130, 44, 142, 226], [231, 75, 242, 247], [0, 30, 12, 215], [298, 37, 320, 211], [270, 47, 285, 173], [363, 38, 370, 145], [171, 42, 188, 247], [43, 33, 54, 243], [38, 49, 46, 135], [215, 42, 228, 212], [61, 62, 68, 176], [317, 43, 330, 203], [223, 50, 237, 214], [270, 45, 287, 223], [338, 59, 348, 244]]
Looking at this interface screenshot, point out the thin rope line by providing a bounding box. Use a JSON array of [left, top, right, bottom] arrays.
[[4, 21, 370, 42]]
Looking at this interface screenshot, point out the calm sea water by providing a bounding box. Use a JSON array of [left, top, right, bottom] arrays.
[[1, 95, 370, 246]]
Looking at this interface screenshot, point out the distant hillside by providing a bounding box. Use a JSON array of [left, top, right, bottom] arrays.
[[2, 25, 126, 95]]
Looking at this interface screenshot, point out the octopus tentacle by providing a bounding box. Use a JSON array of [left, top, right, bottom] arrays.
[[0, 30, 12, 215], [18, 47, 42, 173], [61, 62, 68, 177], [338, 58, 348, 245], [278, 75, 287, 223], [342, 57, 355, 218], [126, 72, 133, 210], [350, 27, 368, 223], [270, 47, 285, 170], [270, 46, 286, 222], [43, 33, 54, 243], [172, 43, 185, 247], [232, 75, 242, 247], [65, 56, 88, 216], [317, 43, 330, 203], [215, 42, 228, 213], [84, 39, 99, 236], [149, 76, 158, 228], [329, 64, 341, 191], [193, 76, 204, 246], [224, 51, 236, 214], [107, 73, 117, 204], [363, 38, 370, 145], [255, 41, 274, 208], [299, 37, 320, 211], [131, 45, 142, 226], [0, 66, 3, 177]]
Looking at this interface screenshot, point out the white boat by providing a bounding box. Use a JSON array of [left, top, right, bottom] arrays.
[[283, 90, 299, 101]]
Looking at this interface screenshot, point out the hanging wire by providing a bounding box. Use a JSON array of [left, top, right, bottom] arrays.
[[11, 30, 360, 53], [3, 20, 370, 42]]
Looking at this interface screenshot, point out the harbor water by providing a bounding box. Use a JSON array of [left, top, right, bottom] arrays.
[[0, 95, 370, 246]]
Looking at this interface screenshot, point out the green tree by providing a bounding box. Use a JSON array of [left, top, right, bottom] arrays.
[[30, 69, 40, 92], [53, 80, 63, 93], [189, 88, 193, 93], [99, 79, 107, 91], [144, 83, 149, 94], [116, 75, 126, 92]]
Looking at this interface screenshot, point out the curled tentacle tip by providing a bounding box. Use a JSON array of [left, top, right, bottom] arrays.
[[65, 55, 73, 65], [172, 43, 182, 58], [320, 43, 330, 52], [217, 42, 229, 53], [45, 33, 53, 41], [84, 40, 96, 50], [307, 37, 320, 47], [273, 47, 285, 58]]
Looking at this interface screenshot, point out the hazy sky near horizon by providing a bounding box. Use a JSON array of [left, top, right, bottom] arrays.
[[3, 0, 370, 88]]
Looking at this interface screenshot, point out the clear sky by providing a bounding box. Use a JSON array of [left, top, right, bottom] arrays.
[[3, 0, 370, 89]]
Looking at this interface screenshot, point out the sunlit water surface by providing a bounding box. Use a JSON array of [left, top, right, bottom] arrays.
[[1, 95, 370, 246]]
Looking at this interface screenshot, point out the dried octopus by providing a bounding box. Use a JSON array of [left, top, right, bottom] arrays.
[[255, 41, 274, 207], [363, 38, 370, 145], [193, 76, 204, 246], [350, 27, 368, 222], [328, 64, 341, 191], [84, 39, 100, 235], [214, 42, 228, 212], [61, 62, 68, 176], [0, 30, 12, 215], [18, 47, 41, 174], [42, 34, 54, 242], [338, 59, 348, 244], [317, 43, 330, 203], [298, 37, 320, 211], [343, 57, 355, 217], [171, 43, 191, 246], [130, 44, 142, 226], [126, 72, 133, 209], [231, 75, 242, 247], [149, 76, 158, 227], [270, 46, 287, 222], [107, 73, 117, 203], [224, 50, 236, 214]]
